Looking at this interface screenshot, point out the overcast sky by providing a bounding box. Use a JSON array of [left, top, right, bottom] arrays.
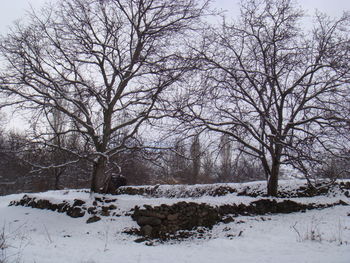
[[0, 0, 349, 130], [0, 0, 349, 34]]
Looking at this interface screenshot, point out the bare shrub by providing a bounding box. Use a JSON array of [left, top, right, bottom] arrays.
[[0, 223, 28, 263], [292, 218, 347, 245]]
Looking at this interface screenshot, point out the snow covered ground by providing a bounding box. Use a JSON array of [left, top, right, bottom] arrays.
[[0, 180, 349, 263]]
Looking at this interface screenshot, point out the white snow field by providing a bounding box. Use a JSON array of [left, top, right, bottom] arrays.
[[0, 180, 349, 263]]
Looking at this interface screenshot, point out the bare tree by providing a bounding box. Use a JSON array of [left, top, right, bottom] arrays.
[[190, 134, 201, 184], [176, 0, 350, 195], [169, 139, 190, 183], [218, 134, 232, 182], [0, 0, 209, 193]]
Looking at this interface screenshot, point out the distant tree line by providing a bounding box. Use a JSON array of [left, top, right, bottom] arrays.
[[0, 127, 269, 195], [1, 126, 349, 196], [0, 0, 349, 196]]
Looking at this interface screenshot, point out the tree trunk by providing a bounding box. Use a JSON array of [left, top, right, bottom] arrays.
[[267, 160, 280, 196], [192, 165, 199, 185], [90, 157, 107, 193], [54, 169, 61, 190]]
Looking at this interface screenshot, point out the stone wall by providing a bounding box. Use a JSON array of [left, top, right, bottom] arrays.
[[117, 181, 350, 198], [9, 193, 349, 241], [131, 202, 220, 239], [9, 194, 119, 223], [131, 199, 349, 239]]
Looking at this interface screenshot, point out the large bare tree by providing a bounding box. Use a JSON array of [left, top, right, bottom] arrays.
[[176, 0, 350, 195], [0, 0, 209, 192]]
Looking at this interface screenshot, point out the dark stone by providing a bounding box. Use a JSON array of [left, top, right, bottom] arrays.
[[95, 197, 103, 203], [141, 225, 153, 237], [102, 206, 109, 212], [112, 212, 121, 217], [250, 199, 277, 214], [336, 200, 348, 206], [218, 204, 238, 215], [67, 207, 85, 218], [100, 210, 110, 217], [221, 216, 235, 224], [87, 207, 97, 215], [108, 204, 117, 210], [276, 200, 308, 213], [20, 195, 31, 206], [167, 214, 178, 221], [50, 204, 58, 211], [57, 203, 68, 213], [249, 199, 309, 214], [28, 200, 37, 208], [138, 211, 166, 220], [86, 215, 101, 224], [123, 228, 140, 236], [137, 216, 162, 226], [36, 199, 52, 210], [104, 198, 117, 203], [134, 237, 148, 243], [73, 199, 86, 207]]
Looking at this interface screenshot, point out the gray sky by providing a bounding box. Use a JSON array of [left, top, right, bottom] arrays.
[[0, 0, 349, 131], [0, 0, 349, 34], [217, 0, 350, 17]]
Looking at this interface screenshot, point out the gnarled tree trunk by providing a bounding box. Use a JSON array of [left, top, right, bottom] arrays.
[[91, 157, 107, 193], [267, 159, 280, 197]]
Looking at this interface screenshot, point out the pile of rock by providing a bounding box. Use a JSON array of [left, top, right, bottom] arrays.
[[10, 192, 349, 241], [9, 194, 120, 223], [131, 199, 349, 239], [132, 202, 220, 239], [9, 195, 87, 218], [217, 199, 344, 216]]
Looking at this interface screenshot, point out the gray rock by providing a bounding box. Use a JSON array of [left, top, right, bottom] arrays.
[[141, 225, 153, 237], [137, 216, 162, 226], [36, 199, 51, 209], [221, 216, 235, 224], [167, 214, 179, 221], [73, 199, 86, 207], [108, 204, 117, 210], [100, 210, 110, 217], [141, 211, 166, 219], [86, 215, 101, 224], [87, 207, 97, 214], [67, 207, 85, 218], [134, 237, 148, 243], [57, 203, 68, 213]]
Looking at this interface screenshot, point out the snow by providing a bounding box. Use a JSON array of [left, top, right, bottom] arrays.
[[1, 180, 350, 263]]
